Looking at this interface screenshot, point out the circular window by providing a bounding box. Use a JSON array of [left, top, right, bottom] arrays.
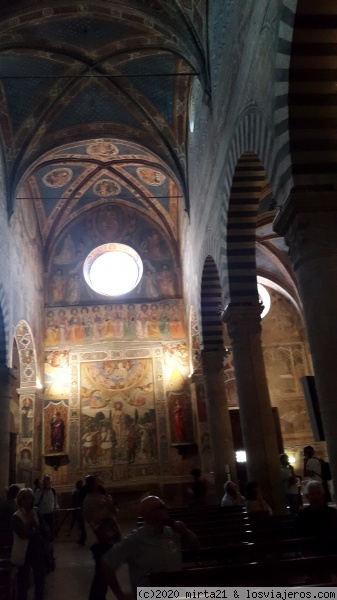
[[83, 243, 143, 296]]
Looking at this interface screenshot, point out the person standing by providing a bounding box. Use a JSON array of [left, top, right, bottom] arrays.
[[83, 475, 121, 600], [0, 484, 20, 529], [303, 445, 331, 502], [188, 468, 208, 506], [280, 453, 300, 515], [69, 479, 86, 545], [34, 474, 57, 570], [102, 495, 199, 599], [11, 488, 47, 600]]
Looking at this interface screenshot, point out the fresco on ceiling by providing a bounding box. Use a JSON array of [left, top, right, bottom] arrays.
[[87, 141, 119, 158], [47, 204, 180, 306], [11, 200, 44, 341], [42, 168, 73, 188], [80, 358, 157, 467], [43, 401, 68, 456], [137, 167, 166, 186], [45, 300, 185, 347], [93, 179, 120, 196]]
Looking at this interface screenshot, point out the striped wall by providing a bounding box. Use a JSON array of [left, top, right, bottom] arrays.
[[273, 0, 297, 204], [226, 152, 268, 305], [200, 256, 224, 351], [288, 0, 337, 192]]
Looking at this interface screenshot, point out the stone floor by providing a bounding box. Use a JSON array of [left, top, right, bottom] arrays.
[[28, 517, 136, 600]]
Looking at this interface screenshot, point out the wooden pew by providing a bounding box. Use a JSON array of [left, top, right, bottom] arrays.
[[150, 554, 337, 587], [182, 536, 327, 567]]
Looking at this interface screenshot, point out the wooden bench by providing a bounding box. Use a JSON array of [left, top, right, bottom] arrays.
[[182, 535, 330, 566], [150, 554, 337, 587]]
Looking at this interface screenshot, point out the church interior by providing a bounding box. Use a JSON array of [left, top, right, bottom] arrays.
[[1, 0, 337, 521]]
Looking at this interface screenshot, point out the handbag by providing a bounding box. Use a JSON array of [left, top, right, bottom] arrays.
[[94, 515, 121, 545]]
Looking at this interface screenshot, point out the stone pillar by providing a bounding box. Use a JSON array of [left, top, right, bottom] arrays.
[[274, 191, 337, 498], [0, 366, 12, 491], [201, 349, 237, 500], [190, 373, 214, 475], [223, 305, 286, 514]]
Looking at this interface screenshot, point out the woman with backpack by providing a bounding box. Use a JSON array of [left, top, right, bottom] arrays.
[[303, 445, 331, 502]]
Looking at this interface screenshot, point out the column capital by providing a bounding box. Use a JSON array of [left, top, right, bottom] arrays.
[[274, 191, 337, 270], [222, 303, 262, 342], [273, 191, 337, 236], [201, 348, 225, 373]]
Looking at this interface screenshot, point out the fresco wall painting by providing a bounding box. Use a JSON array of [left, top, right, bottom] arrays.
[[222, 289, 316, 463], [80, 357, 157, 470], [46, 204, 180, 307], [45, 300, 186, 346]]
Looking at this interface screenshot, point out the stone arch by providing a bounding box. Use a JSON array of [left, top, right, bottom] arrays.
[[226, 152, 271, 306], [216, 111, 276, 291], [272, 0, 297, 204], [13, 320, 37, 388], [288, 0, 337, 192], [200, 256, 224, 351]]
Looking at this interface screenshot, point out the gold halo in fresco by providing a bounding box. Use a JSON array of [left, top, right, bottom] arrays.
[[93, 179, 121, 197], [137, 167, 166, 186], [43, 168, 73, 188], [87, 141, 119, 158]]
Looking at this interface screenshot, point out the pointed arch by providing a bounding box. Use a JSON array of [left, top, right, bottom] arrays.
[[13, 320, 37, 388], [200, 256, 223, 351], [226, 152, 270, 305]]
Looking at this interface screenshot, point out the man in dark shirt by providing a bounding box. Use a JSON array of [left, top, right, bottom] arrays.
[[295, 480, 337, 555]]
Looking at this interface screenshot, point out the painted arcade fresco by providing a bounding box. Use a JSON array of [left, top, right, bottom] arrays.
[[45, 300, 186, 346], [46, 203, 179, 306], [222, 288, 314, 449]]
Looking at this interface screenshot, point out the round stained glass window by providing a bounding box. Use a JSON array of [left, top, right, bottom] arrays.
[[83, 243, 143, 296]]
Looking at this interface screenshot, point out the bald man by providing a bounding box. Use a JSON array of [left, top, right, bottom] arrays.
[[295, 481, 337, 555], [102, 495, 199, 599]]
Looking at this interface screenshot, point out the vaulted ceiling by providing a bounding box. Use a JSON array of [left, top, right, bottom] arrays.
[[0, 1, 208, 252], [0, 1, 304, 308]]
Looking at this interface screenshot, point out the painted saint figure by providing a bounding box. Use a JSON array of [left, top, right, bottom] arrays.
[[50, 411, 65, 452], [173, 399, 186, 441], [112, 401, 123, 447]]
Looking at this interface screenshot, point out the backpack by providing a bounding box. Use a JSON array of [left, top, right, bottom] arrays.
[[319, 459, 332, 481]]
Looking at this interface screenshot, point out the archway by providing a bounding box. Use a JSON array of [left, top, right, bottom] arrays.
[[199, 255, 236, 499], [223, 153, 286, 512]]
